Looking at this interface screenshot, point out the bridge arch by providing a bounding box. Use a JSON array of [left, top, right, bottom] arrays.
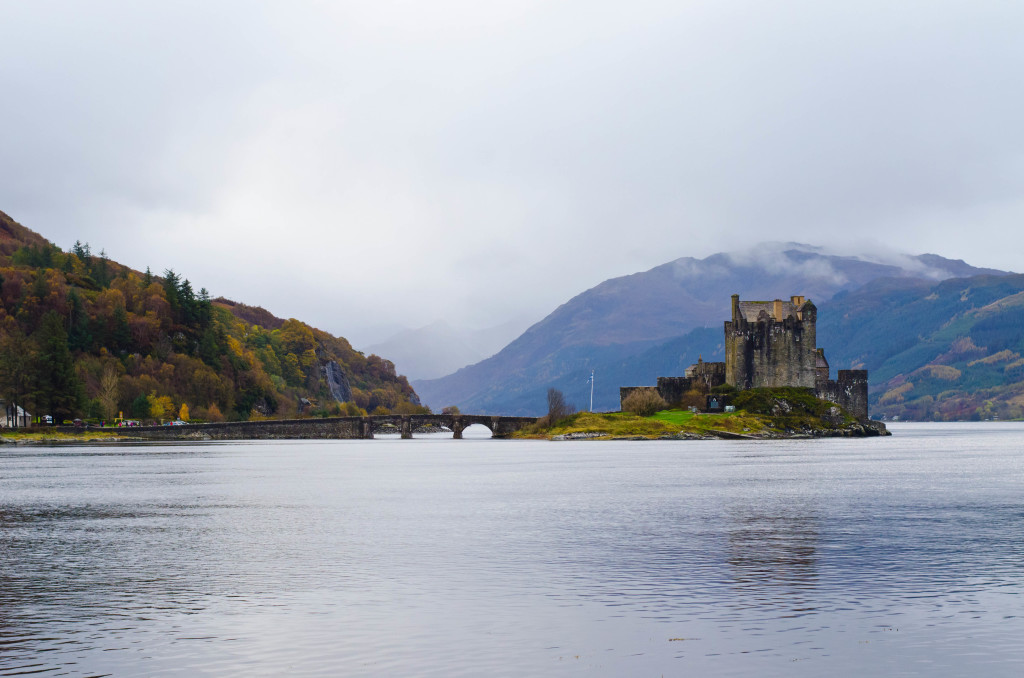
[[460, 422, 494, 438], [356, 414, 537, 439]]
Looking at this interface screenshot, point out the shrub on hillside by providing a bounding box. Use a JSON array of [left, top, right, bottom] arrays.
[[622, 389, 668, 416]]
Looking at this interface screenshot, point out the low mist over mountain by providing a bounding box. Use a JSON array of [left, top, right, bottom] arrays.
[[414, 244, 1009, 415]]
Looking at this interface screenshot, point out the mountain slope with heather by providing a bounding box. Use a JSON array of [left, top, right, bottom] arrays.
[[815, 274, 1024, 420]]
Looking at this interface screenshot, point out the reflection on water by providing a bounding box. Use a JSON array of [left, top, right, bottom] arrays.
[[2, 423, 1024, 676], [727, 507, 819, 589]]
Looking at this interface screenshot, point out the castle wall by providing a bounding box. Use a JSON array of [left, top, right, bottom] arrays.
[[656, 377, 695, 405], [814, 348, 830, 389], [620, 361, 728, 410], [685, 360, 727, 389], [815, 370, 869, 421]]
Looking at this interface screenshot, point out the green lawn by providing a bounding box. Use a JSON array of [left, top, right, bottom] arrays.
[[516, 408, 772, 439]]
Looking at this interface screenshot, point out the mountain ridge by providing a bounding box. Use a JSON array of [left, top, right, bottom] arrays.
[[414, 244, 1011, 415]]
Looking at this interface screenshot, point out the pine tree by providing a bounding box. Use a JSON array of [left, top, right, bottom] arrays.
[[111, 306, 131, 353], [34, 311, 83, 423], [163, 269, 181, 321], [179, 278, 196, 325], [67, 289, 92, 352], [131, 394, 150, 419], [196, 288, 212, 328], [93, 249, 111, 288]]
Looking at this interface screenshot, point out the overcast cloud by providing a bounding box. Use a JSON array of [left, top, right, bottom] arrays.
[[1, 1, 1022, 346]]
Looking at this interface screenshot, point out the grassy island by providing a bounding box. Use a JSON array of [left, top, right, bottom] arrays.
[[515, 388, 889, 440]]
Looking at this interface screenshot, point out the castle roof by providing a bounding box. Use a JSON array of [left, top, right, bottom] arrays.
[[738, 300, 800, 322]]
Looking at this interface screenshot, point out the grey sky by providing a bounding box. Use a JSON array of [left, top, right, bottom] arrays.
[[2, 1, 1022, 346]]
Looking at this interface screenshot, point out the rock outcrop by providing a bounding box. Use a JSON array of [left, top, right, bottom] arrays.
[[323, 360, 352, 403]]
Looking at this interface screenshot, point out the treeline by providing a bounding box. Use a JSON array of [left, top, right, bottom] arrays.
[[0, 217, 425, 425]]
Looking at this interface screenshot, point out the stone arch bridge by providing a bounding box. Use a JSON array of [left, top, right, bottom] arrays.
[[95, 413, 539, 441], [364, 414, 537, 439]]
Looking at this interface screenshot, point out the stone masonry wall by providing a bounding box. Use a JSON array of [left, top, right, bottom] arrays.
[[815, 370, 869, 421], [725, 296, 818, 389], [81, 414, 539, 441], [655, 377, 695, 405]]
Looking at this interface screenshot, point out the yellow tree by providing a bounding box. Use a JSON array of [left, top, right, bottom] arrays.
[[146, 393, 175, 421], [97, 365, 120, 420], [179, 403, 189, 421]]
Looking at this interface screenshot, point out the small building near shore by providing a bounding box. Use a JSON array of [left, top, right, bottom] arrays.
[[1, 402, 32, 427]]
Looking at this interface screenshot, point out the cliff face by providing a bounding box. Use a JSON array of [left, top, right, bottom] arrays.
[[323, 360, 353, 403]]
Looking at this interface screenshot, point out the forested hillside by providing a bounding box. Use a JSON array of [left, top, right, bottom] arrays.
[[0, 210, 422, 424], [816, 274, 1024, 421]]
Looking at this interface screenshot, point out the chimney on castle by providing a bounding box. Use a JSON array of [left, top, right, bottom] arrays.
[[773, 299, 783, 321], [791, 295, 806, 319], [731, 294, 740, 323]]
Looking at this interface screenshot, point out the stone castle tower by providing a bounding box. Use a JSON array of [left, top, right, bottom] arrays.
[[724, 293, 869, 420], [724, 294, 818, 389]]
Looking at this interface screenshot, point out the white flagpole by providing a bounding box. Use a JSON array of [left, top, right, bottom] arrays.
[[589, 370, 594, 412]]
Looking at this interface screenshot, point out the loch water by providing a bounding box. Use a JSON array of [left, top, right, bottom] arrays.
[[2, 422, 1024, 677]]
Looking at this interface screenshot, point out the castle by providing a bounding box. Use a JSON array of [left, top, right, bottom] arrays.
[[620, 294, 869, 420]]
